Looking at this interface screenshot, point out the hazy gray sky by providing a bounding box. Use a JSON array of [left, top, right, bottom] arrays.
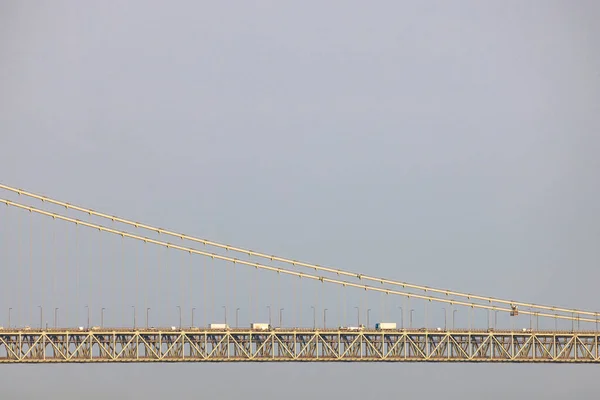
[[1, 0, 599, 398]]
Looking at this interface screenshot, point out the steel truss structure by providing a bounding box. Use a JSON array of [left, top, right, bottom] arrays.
[[1, 328, 600, 363]]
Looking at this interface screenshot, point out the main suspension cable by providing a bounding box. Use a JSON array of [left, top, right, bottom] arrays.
[[0, 183, 595, 319], [1, 197, 596, 324]]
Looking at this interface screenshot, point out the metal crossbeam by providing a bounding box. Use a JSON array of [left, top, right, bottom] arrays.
[[0, 329, 598, 363]]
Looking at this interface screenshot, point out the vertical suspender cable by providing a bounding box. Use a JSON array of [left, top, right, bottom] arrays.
[[97, 228, 101, 326], [380, 292, 384, 325], [52, 215, 56, 327], [233, 263, 236, 326], [343, 285, 347, 327], [17, 208, 21, 328], [42, 211, 45, 324], [143, 238, 147, 328], [210, 256, 215, 322], [298, 274, 302, 328], [157, 244, 162, 327], [136, 237, 139, 326], [181, 244, 185, 326], [203, 247, 206, 327], [1, 204, 5, 326], [188, 250, 192, 327], [293, 266, 297, 327], [28, 210, 33, 326], [76, 223, 80, 326], [121, 235, 124, 327], [112, 220, 116, 328], [65, 218, 69, 328], [165, 246, 170, 325], [225, 255, 229, 326]]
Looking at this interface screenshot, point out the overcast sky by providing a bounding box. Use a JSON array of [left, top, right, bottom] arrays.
[[1, 0, 599, 398]]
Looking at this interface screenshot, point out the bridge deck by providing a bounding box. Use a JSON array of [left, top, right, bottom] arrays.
[[0, 328, 598, 363]]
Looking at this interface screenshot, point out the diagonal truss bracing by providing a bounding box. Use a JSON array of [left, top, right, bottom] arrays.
[[1, 329, 599, 363]]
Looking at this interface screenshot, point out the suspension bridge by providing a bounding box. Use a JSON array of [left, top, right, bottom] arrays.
[[0, 183, 598, 363]]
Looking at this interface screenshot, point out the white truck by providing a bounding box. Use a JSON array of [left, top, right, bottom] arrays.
[[209, 323, 229, 330], [375, 322, 397, 330], [340, 325, 365, 331], [251, 323, 270, 330]]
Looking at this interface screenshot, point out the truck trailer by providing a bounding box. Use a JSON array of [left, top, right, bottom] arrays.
[[208, 323, 229, 330], [375, 322, 397, 330], [251, 323, 270, 330]]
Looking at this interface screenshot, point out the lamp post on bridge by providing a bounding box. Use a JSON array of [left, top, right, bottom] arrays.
[[236, 308, 240, 328], [409, 309, 415, 329], [8, 307, 12, 329], [354, 307, 360, 327], [323, 309, 327, 329], [279, 308, 284, 328], [38, 306, 43, 330], [367, 309, 371, 329], [132, 306, 136, 329], [146, 308, 150, 329], [222, 306, 227, 326], [191, 308, 195, 328], [267, 306, 271, 326], [54, 308, 58, 328], [177, 306, 182, 329], [85, 305, 90, 329], [101, 308, 105, 328], [311, 306, 315, 329], [494, 310, 499, 329], [453, 309, 458, 330]]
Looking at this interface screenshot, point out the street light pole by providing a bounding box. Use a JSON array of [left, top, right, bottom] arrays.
[[38, 306, 42, 330], [85, 305, 90, 329], [323, 309, 327, 329], [367, 309, 371, 328], [101, 308, 105, 328], [177, 306, 182, 329], [8, 307, 12, 329], [146, 308, 150, 329], [279, 308, 284, 328], [267, 306, 271, 326], [236, 308, 240, 328], [495, 310, 499, 329], [223, 306, 227, 325], [132, 306, 136, 329], [410, 309, 415, 329], [354, 307, 360, 327], [453, 309, 458, 330], [192, 308, 195, 328], [311, 306, 315, 329]]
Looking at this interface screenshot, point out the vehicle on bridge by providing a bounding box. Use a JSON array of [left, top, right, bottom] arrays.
[[251, 323, 271, 330], [375, 322, 397, 330], [339, 325, 365, 331], [209, 323, 229, 330]]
